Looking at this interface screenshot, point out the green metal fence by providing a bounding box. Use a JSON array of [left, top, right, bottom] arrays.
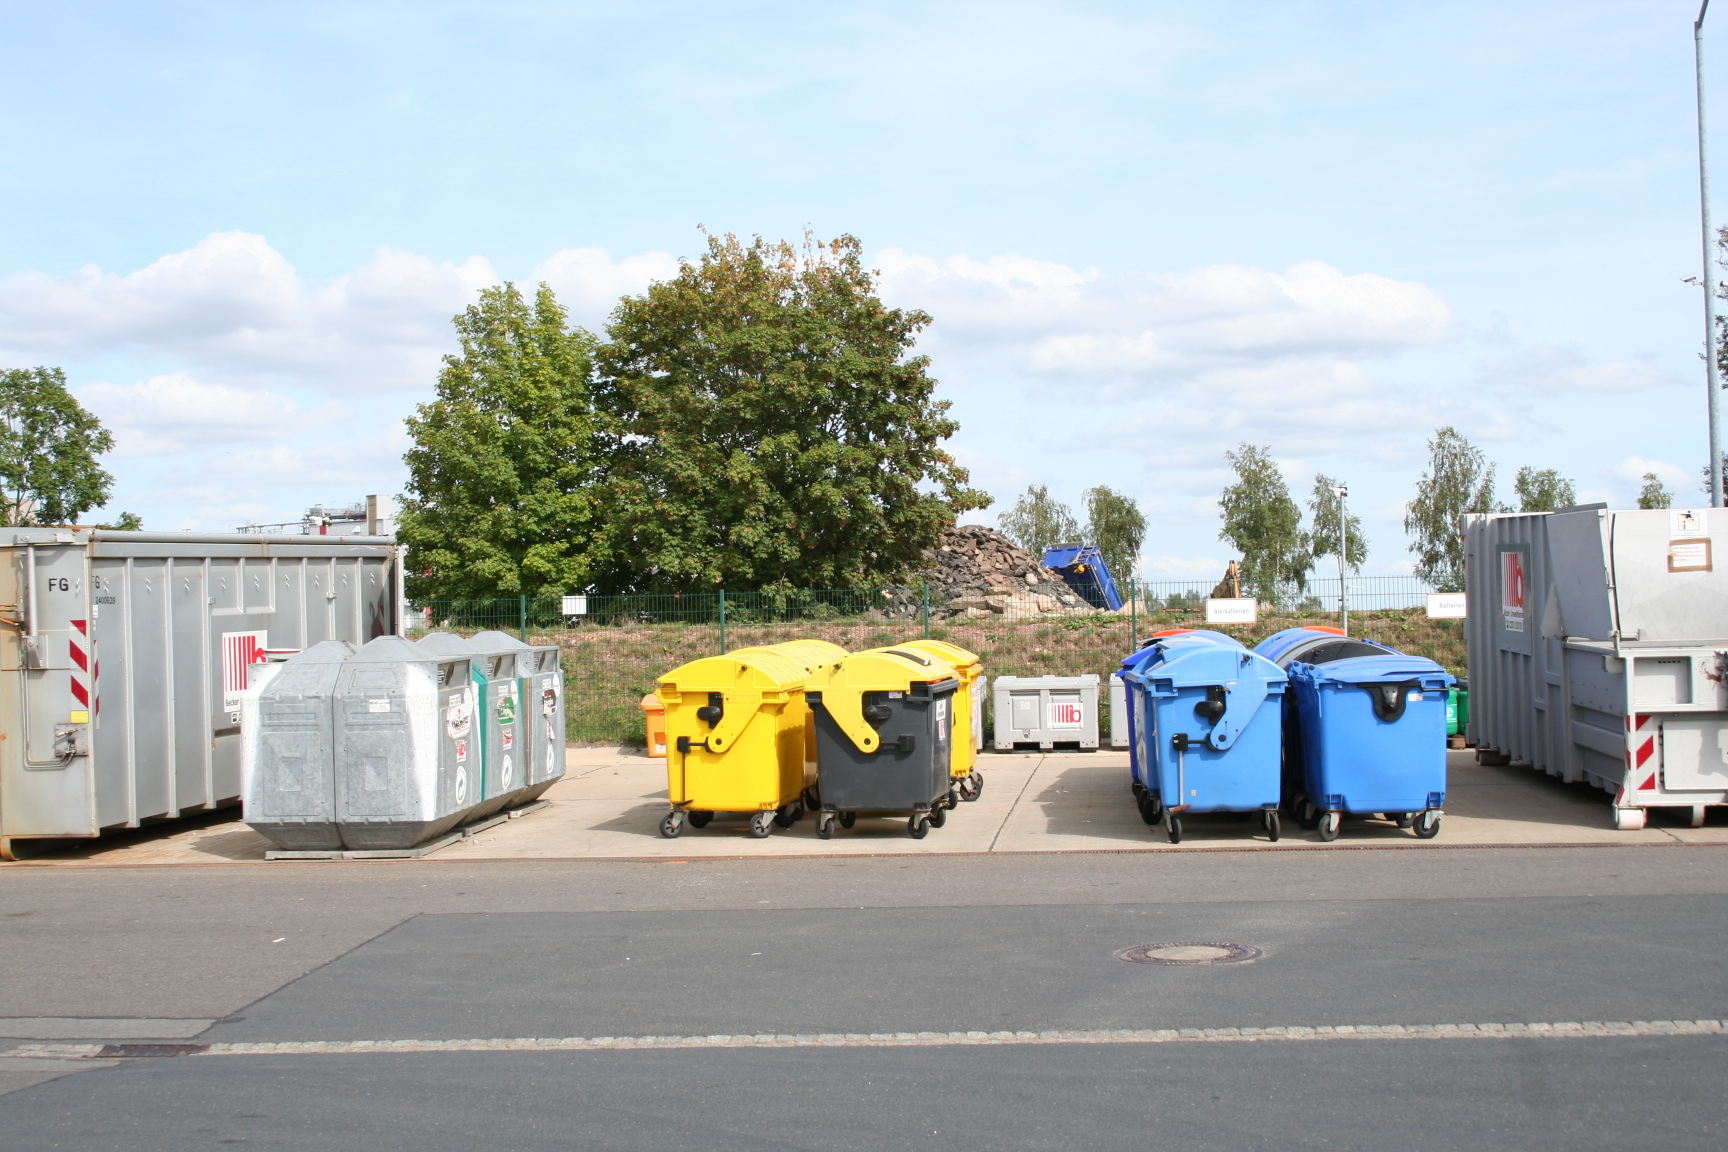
[[407, 576, 1455, 746]]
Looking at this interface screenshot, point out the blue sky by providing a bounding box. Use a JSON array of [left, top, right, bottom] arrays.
[[0, 1, 1718, 580]]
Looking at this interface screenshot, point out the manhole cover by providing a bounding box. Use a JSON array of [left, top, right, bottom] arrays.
[[1115, 942, 1262, 966]]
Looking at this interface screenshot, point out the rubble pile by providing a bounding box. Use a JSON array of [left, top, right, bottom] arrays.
[[884, 525, 1097, 620]]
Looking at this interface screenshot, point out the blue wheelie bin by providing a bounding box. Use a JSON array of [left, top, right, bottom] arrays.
[[1121, 630, 1287, 844], [1285, 648, 1454, 841], [1254, 627, 1398, 814], [1120, 629, 1237, 826]]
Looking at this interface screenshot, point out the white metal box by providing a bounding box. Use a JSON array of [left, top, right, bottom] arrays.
[[990, 674, 1100, 752]]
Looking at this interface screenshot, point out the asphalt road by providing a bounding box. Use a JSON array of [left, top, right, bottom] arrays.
[[1, 846, 1724, 1150]]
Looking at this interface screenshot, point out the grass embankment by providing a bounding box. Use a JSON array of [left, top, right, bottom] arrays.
[[533, 608, 1463, 745]]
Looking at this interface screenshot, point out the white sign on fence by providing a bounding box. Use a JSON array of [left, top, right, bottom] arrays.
[[1426, 592, 1468, 619], [561, 595, 588, 616], [1205, 597, 1257, 624]]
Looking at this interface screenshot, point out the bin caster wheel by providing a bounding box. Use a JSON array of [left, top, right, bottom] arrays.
[[1296, 798, 1321, 831], [1266, 811, 1281, 842], [839, 812, 857, 829], [943, 789, 960, 810], [687, 810, 712, 828], [908, 814, 931, 839], [1414, 810, 1442, 839], [958, 777, 981, 802], [802, 787, 821, 811], [659, 811, 685, 839], [965, 771, 983, 800], [773, 804, 798, 828], [1317, 810, 1341, 842], [749, 811, 775, 838], [817, 812, 837, 840], [1165, 815, 1182, 845], [1387, 812, 1413, 829], [1137, 793, 1158, 825], [1131, 780, 1145, 799], [929, 803, 947, 828]]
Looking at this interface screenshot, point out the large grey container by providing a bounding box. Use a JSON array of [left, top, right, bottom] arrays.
[[242, 641, 355, 850], [991, 674, 1100, 751], [468, 630, 566, 798], [1464, 506, 1728, 829], [0, 529, 402, 859], [329, 636, 472, 849], [1109, 672, 1129, 749]]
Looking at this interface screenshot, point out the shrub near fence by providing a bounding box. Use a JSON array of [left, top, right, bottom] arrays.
[[407, 578, 1453, 746]]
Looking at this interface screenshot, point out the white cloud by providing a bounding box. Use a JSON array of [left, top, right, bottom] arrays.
[[0, 232, 689, 395], [0, 232, 495, 392], [530, 247, 681, 330], [875, 251, 1452, 377], [76, 372, 332, 457], [1476, 346, 1674, 394], [1614, 455, 1688, 488], [1141, 555, 1228, 579]]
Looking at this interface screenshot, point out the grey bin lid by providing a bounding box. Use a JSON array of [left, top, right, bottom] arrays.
[[285, 639, 356, 664], [469, 629, 530, 651], [347, 635, 434, 663], [415, 631, 476, 656]]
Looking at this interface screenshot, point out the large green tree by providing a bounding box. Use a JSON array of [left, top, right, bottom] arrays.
[[1513, 466, 1577, 512], [1404, 426, 1503, 592], [1082, 485, 1145, 585], [590, 232, 986, 592], [1217, 443, 1311, 603], [1307, 473, 1368, 572], [0, 367, 114, 526], [1000, 484, 1079, 558], [398, 283, 600, 600]]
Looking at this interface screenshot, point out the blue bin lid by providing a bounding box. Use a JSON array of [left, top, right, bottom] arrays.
[[1255, 627, 1397, 669], [1124, 630, 1285, 751], [1293, 654, 1454, 689]]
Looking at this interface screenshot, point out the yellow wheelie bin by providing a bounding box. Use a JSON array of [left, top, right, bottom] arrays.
[[897, 639, 986, 802], [655, 648, 809, 839], [750, 640, 850, 812], [806, 647, 962, 839]]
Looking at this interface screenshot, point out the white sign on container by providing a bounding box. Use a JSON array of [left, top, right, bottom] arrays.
[[561, 595, 588, 616], [1205, 597, 1257, 624], [1426, 592, 1468, 619], [1671, 509, 1707, 539]]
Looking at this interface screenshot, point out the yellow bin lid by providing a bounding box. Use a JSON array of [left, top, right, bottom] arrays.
[[896, 638, 981, 675], [807, 647, 961, 754], [657, 648, 807, 697]]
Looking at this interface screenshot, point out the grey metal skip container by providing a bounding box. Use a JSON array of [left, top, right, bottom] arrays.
[[1464, 505, 1728, 829], [0, 528, 402, 860]]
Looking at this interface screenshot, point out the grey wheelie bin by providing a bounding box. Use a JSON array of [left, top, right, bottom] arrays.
[[806, 648, 960, 839]]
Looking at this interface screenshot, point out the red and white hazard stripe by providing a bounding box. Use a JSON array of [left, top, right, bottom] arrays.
[[69, 618, 91, 714], [1627, 712, 1659, 793]]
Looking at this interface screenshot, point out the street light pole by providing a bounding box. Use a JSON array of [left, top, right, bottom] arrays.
[[1697, 0, 1724, 508], [1332, 485, 1349, 634]]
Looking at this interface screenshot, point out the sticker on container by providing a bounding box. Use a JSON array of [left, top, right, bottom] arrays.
[[541, 686, 558, 716], [1671, 509, 1708, 539], [496, 693, 518, 725], [220, 630, 269, 712], [1670, 539, 1713, 573], [446, 698, 471, 738], [1500, 550, 1526, 632], [1048, 701, 1085, 728], [368, 698, 390, 713], [455, 766, 469, 805], [1409, 692, 1424, 702], [499, 753, 515, 791], [502, 730, 514, 751], [456, 738, 468, 763], [888, 691, 903, 699]]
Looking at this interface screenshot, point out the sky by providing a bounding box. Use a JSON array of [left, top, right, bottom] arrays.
[[0, 1, 1719, 581]]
